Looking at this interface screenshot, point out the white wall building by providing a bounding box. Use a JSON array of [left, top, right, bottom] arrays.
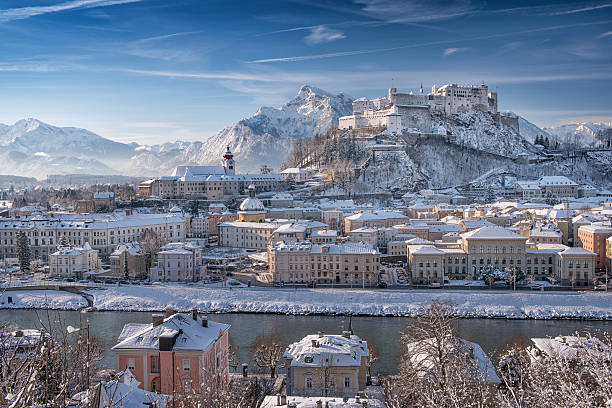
[[49, 243, 100, 279], [149, 242, 205, 282]]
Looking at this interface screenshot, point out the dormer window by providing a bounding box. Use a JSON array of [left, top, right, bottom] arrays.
[[304, 356, 313, 363]]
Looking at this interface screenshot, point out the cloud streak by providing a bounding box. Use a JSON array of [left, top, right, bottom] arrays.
[[443, 47, 469, 56], [250, 19, 612, 63], [304, 25, 346, 45], [549, 2, 612, 15], [0, 0, 143, 22]]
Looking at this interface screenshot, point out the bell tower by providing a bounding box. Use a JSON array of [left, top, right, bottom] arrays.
[[222, 145, 235, 175]]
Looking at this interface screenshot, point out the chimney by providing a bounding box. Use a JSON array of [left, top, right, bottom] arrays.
[[311, 339, 318, 348], [342, 330, 351, 339], [152, 314, 164, 327], [191, 309, 198, 321], [316, 400, 322, 408], [165, 307, 174, 318], [318, 331, 324, 338], [356, 394, 361, 403], [242, 363, 248, 377], [14, 330, 23, 338], [281, 395, 287, 405], [201, 315, 208, 327], [276, 394, 281, 406]]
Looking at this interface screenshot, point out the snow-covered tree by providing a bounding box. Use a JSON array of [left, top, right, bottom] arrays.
[[383, 301, 496, 408], [16, 231, 30, 272], [252, 333, 286, 378], [497, 332, 612, 407]]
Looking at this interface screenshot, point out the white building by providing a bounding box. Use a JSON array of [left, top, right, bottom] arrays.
[[0, 209, 186, 262], [149, 242, 205, 282], [49, 243, 100, 279], [339, 83, 498, 133], [284, 332, 370, 398]]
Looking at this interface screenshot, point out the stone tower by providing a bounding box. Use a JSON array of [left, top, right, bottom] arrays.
[[222, 145, 235, 175]]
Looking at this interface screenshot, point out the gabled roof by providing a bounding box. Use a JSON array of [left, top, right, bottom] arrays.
[[112, 313, 229, 352], [284, 333, 369, 368], [461, 226, 527, 241]]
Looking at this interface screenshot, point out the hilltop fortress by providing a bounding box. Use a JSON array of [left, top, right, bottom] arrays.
[[339, 82, 499, 134]]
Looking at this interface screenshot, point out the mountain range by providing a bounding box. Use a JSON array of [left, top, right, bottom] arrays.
[[0, 85, 610, 184]]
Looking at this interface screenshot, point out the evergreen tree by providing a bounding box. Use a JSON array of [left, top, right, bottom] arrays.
[[123, 253, 130, 280], [16, 231, 31, 272]]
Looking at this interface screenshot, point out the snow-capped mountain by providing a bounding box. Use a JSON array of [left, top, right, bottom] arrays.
[[127, 85, 354, 174], [0, 118, 136, 159], [545, 122, 612, 147]]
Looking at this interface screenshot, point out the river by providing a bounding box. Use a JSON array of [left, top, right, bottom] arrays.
[[1, 310, 611, 376]]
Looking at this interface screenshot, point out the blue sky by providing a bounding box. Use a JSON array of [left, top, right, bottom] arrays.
[[0, 0, 611, 144]]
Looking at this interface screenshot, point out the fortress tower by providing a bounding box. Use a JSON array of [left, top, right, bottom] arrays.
[[222, 145, 235, 175]]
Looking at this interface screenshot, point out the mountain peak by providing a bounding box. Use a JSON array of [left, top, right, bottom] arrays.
[[296, 84, 334, 98]]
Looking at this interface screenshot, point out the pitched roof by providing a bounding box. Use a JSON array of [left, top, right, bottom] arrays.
[[461, 226, 527, 241]]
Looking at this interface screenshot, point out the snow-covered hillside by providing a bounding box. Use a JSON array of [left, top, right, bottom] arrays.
[[546, 122, 612, 147]]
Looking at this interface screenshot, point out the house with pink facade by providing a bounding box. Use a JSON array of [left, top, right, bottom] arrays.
[[112, 309, 230, 395]]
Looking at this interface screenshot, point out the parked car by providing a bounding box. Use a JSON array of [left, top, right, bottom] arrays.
[[273, 282, 284, 287], [428, 282, 442, 289], [377, 282, 388, 288]]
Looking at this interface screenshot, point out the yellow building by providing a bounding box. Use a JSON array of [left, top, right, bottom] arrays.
[[238, 184, 266, 223]]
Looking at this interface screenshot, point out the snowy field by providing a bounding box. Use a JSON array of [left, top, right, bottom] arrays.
[[84, 285, 612, 319], [2, 285, 611, 319], [0, 290, 88, 310]]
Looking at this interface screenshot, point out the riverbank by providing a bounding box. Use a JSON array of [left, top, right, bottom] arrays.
[[2, 285, 611, 320]]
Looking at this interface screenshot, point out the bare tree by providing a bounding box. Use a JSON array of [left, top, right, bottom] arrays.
[[139, 228, 160, 273], [252, 333, 285, 379], [383, 301, 496, 408], [497, 332, 612, 407]]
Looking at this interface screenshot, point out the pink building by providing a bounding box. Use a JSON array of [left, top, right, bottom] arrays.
[[112, 310, 230, 395]]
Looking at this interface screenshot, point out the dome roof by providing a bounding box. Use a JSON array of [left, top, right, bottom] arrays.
[[239, 197, 265, 212]]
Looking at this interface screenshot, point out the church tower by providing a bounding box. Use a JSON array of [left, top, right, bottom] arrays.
[[222, 145, 235, 175], [419, 82, 424, 94]]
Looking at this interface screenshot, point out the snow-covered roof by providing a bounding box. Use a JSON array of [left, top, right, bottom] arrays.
[[345, 211, 407, 221], [112, 313, 229, 352], [310, 229, 338, 237], [271, 241, 378, 255], [239, 197, 265, 212], [530, 336, 611, 361], [408, 245, 445, 256], [559, 247, 595, 256], [172, 165, 225, 178], [538, 176, 578, 187], [284, 333, 369, 368], [461, 226, 527, 241], [578, 224, 612, 234], [405, 337, 500, 383]]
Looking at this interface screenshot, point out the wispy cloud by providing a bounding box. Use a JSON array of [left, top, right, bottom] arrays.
[[600, 31, 612, 38], [443, 47, 469, 56], [304, 25, 346, 45], [118, 68, 279, 82], [0, 0, 144, 22], [549, 2, 612, 15], [250, 19, 612, 63]]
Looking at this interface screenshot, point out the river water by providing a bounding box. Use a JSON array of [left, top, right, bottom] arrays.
[[1, 310, 610, 376]]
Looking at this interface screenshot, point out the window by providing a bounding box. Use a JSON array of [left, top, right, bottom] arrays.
[[183, 359, 190, 371], [305, 376, 313, 389], [150, 355, 160, 373], [127, 358, 135, 371], [304, 356, 313, 363], [344, 376, 351, 389]]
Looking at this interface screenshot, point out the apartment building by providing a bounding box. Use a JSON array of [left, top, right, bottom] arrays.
[[577, 224, 612, 272], [112, 311, 230, 394], [149, 242, 205, 282], [268, 241, 380, 285]]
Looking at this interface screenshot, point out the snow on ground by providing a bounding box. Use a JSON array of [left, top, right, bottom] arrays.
[[74, 285, 612, 320], [0, 290, 88, 310]]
